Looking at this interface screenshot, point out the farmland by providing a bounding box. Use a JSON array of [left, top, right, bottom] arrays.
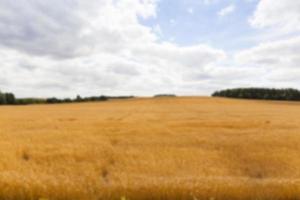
[[1, 97, 300, 200]]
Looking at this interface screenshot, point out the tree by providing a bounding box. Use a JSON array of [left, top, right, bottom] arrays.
[[212, 88, 300, 101], [75, 95, 82, 102], [5, 93, 16, 104], [0, 89, 133, 106], [46, 98, 62, 104], [0, 92, 5, 104]]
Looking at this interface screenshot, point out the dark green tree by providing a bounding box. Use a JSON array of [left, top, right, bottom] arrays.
[[5, 93, 16, 104], [0, 92, 6, 104], [212, 88, 300, 101]]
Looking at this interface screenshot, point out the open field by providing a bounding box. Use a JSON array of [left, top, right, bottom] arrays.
[[1, 97, 300, 200]]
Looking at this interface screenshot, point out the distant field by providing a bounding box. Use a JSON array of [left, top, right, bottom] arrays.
[[1, 97, 300, 200]]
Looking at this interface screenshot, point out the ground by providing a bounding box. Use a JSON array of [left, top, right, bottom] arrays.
[[1, 97, 300, 200]]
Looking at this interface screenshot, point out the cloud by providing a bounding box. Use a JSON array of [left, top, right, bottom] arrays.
[[0, 0, 158, 58], [228, 0, 300, 89], [2, 0, 298, 98], [202, 0, 218, 5], [218, 4, 236, 17], [132, 43, 226, 68], [236, 36, 300, 68], [187, 8, 194, 14], [107, 61, 140, 76], [0, 0, 227, 97], [250, 0, 300, 33], [234, 36, 300, 88], [170, 19, 176, 25]]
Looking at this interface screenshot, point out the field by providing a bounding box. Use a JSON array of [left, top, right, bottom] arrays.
[[1, 97, 300, 200]]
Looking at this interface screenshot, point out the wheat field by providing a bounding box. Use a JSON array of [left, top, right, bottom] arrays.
[[1, 97, 300, 200]]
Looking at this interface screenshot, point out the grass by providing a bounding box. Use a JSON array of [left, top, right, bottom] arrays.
[[1, 97, 300, 199]]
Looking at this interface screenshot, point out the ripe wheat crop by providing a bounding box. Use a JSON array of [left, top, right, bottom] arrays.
[[1, 97, 300, 200]]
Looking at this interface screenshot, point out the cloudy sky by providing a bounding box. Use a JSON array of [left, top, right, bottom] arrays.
[[0, 0, 299, 97]]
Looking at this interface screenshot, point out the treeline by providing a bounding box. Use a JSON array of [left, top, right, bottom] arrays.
[[45, 95, 109, 104], [0, 91, 134, 105], [154, 94, 177, 98], [212, 88, 300, 101], [0, 92, 16, 105], [44, 95, 133, 104]]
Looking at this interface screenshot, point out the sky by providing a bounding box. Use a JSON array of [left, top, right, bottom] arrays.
[[0, 0, 300, 98]]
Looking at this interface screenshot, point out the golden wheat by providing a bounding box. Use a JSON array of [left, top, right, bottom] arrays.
[[1, 97, 300, 200]]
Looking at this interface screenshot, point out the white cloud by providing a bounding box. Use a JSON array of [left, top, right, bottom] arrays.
[[152, 24, 163, 36], [236, 36, 300, 68], [250, 0, 300, 33], [0, 0, 227, 97], [235, 36, 300, 87], [187, 8, 194, 14], [0, 0, 159, 58], [170, 19, 176, 25], [218, 4, 236, 17], [1, 0, 299, 98], [203, 0, 218, 5]]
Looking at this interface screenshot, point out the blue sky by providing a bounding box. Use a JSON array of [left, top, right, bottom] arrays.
[[0, 0, 299, 97], [142, 0, 259, 51]]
